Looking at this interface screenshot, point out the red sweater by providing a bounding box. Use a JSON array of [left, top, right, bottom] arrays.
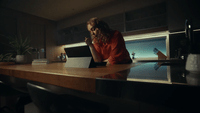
[[93, 30, 131, 65]]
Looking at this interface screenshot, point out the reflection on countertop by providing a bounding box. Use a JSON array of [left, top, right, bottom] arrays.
[[98, 61, 199, 86], [96, 61, 200, 113]]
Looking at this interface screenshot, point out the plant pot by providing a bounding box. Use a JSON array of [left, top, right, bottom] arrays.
[[16, 55, 27, 64]]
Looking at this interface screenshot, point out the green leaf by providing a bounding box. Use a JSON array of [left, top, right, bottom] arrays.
[[0, 53, 13, 62], [0, 33, 32, 55]]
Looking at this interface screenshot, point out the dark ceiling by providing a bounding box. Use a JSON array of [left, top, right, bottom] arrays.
[[0, 0, 116, 21]]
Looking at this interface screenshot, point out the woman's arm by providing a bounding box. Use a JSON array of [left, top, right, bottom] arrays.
[[85, 37, 102, 62]]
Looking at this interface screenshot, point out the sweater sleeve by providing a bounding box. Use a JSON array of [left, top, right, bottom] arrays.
[[108, 31, 128, 64], [92, 43, 103, 62]]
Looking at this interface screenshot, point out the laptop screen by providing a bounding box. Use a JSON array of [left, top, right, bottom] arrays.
[[64, 45, 92, 58], [64, 45, 99, 68], [64, 45, 107, 67]]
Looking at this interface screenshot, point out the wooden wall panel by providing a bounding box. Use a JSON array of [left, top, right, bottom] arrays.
[[17, 20, 45, 63], [46, 24, 65, 62], [0, 15, 17, 54], [0, 7, 58, 62]]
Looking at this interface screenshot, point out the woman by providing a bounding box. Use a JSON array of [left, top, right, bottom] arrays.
[[85, 17, 132, 65]]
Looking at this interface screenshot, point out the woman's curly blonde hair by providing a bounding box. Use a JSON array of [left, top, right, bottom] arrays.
[[87, 17, 112, 44]]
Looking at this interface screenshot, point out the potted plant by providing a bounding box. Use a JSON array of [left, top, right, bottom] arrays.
[[0, 53, 15, 65], [0, 33, 32, 64]]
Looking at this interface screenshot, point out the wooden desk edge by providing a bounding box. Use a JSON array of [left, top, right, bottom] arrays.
[[0, 67, 96, 93]]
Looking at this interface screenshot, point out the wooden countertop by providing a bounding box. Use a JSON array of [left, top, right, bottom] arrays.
[[0, 63, 137, 93]]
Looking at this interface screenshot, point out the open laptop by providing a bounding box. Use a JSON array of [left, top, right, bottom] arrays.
[[64, 45, 106, 68], [64, 45, 92, 57]]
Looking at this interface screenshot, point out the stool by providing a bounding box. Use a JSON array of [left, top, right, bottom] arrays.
[[27, 82, 82, 113], [0, 80, 31, 113], [27, 82, 109, 113]]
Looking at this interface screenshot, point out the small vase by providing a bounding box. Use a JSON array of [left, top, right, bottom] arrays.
[[16, 55, 27, 64]]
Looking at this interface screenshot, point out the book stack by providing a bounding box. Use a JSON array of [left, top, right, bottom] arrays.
[[32, 59, 49, 65]]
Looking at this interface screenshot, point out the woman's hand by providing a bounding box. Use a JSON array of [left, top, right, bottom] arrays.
[[85, 37, 92, 46], [103, 59, 111, 65], [85, 37, 102, 62]]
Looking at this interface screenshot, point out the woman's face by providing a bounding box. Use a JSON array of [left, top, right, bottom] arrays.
[[87, 24, 99, 38]]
